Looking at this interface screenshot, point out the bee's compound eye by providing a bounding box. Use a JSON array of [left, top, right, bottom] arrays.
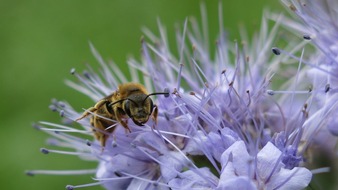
[[149, 99, 154, 114], [124, 100, 132, 117]]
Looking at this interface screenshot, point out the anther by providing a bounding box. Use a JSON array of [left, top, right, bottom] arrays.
[[40, 148, 49, 154], [58, 101, 66, 108], [272, 47, 281, 55], [111, 140, 117, 148], [66, 185, 74, 190], [303, 34, 311, 40], [204, 82, 209, 88], [267, 90, 275, 96], [246, 90, 251, 106], [229, 81, 234, 87], [25, 170, 34, 176], [70, 68, 76, 75], [86, 140, 92, 146], [49, 105, 57, 112], [32, 123, 41, 130], [60, 110, 65, 117], [221, 69, 226, 74], [130, 143, 137, 148], [325, 84, 331, 93], [114, 171, 122, 177], [83, 71, 91, 79], [192, 44, 196, 51], [303, 103, 308, 110], [289, 4, 297, 11], [189, 91, 196, 95]]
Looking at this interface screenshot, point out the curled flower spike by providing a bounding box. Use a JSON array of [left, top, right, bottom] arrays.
[[28, 1, 338, 190]]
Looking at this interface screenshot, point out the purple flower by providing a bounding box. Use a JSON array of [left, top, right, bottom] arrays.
[[271, 0, 338, 156], [217, 141, 311, 190], [27, 2, 338, 190]]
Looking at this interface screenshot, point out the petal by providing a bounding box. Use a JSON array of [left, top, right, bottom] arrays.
[[217, 176, 257, 190], [133, 132, 168, 154], [184, 130, 206, 155], [257, 142, 283, 181], [220, 141, 253, 176], [159, 151, 188, 182], [267, 167, 312, 190], [168, 167, 218, 190]]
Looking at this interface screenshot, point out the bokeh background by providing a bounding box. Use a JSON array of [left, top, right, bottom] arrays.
[[1, 1, 281, 189]]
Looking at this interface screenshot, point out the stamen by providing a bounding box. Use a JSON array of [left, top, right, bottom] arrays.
[[157, 133, 196, 169], [311, 167, 330, 174], [272, 48, 338, 78], [119, 171, 171, 188], [66, 182, 102, 190], [176, 18, 188, 91], [39, 148, 92, 156], [39, 121, 86, 132], [37, 127, 91, 134], [267, 90, 311, 95], [93, 175, 131, 181], [156, 130, 190, 138], [25, 169, 96, 176]]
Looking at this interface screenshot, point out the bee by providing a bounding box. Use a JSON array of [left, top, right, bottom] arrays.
[[76, 82, 169, 147]]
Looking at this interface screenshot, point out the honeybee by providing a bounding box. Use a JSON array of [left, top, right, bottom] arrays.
[[76, 82, 169, 147]]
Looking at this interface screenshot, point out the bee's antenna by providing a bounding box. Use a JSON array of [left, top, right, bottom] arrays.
[[108, 99, 126, 107], [145, 88, 170, 99]]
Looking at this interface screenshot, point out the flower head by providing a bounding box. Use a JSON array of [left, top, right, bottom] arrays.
[[27, 2, 338, 190]]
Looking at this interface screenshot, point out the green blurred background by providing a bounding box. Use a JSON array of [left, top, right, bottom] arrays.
[[0, 1, 280, 189]]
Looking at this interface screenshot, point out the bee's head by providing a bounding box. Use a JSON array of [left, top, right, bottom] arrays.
[[123, 93, 153, 126], [110, 88, 170, 126]]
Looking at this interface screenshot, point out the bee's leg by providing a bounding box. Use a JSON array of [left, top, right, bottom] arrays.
[[76, 100, 108, 121], [151, 105, 158, 128], [114, 107, 131, 133]]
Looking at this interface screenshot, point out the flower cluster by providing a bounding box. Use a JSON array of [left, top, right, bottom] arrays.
[[28, 1, 338, 190]]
